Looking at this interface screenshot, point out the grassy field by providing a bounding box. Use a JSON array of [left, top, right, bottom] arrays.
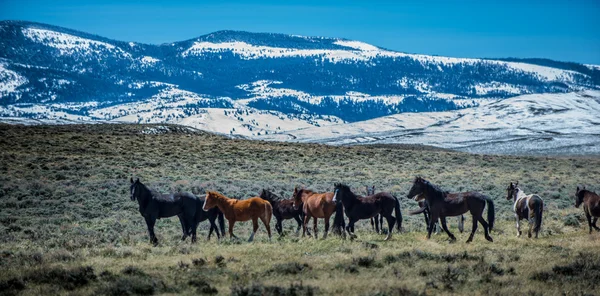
[[0, 123, 599, 296]]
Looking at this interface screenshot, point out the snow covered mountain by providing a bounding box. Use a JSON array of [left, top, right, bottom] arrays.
[[1, 20, 599, 152]]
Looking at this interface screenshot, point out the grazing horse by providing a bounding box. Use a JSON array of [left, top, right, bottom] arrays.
[[292, 187, 341, 239], [367, 186, 383, 233], [129, 178, 196, 246], [333, 183, 401, 240], [407, 177, 495, 243], [506, 182, 544, 238], [575, 186, 600, 234], [182, 195, 226, 242], [203, 191, 272, 242], [408, 197, 465, 234], [259, 189, 307, 236]]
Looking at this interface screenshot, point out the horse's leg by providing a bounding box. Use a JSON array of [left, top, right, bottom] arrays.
[[323, 216, 331, 240], [592, 217, 600, 231], [228, 219, 238, 240], [515, 214, 521, 237], [144, 216, 158, 246], [313, 217, 319, 239], [477, 215, 493, 242], [208, 216, 218, 240], [178, 214, 187, 241], [379, 215, 384, 234], [384, 214, 395, 241], [294, 215, 303, 236], [458, 215, 464, 233], [259, 215, 272, 242], [426, 212, 439, 239], [528, 216, 534, 238], [302, 214, 310, 237], [440, 217, 456, 242], [346, 218, 357, 239], [191, 221, 198, 243], [585, 212, 593, 234], [275, 218, 283, 237], [248, 217, 259, 242], [466, 215, 478, 243]]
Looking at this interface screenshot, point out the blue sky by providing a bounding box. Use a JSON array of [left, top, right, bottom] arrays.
[[1, 0, 599, 64]]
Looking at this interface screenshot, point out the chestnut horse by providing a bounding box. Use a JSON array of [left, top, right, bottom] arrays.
[[407, 177, 495, 243], [506, 182, 544, 238], [575, 186, 600, 233], [292, 187, 342, 239], [203, 191, 272, 242]]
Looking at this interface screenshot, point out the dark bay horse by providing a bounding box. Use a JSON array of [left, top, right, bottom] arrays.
[[183, 194, 226, 242], [333, 183, 402, 240], [408, 197, 464, 234], [203, 191, 273, 242], [507, 182, 544, 238], [575, 186, 600, 233], [407, 177, 495, 243], [129, 178, 196, 246], [367, 186, 383, 233], [292, 187, 344, 239], [259, 189, 307, 236]]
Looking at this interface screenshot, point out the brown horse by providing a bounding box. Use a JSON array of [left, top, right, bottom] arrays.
[[203, 191, 272, 242], [292, 187, 340, 239], [407, 177, 495, 243], [575, 186, 600, 234], [506, 182, 544, 238], [259, 189, 308, 236]]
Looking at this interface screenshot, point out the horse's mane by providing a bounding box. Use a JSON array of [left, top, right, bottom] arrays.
[[260, 189, 284, 203], [415, 177, 447, 200], [206, 191, 229, 200]]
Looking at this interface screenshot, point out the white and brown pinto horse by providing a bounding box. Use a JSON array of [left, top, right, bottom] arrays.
[[506, 182, 544, 238]]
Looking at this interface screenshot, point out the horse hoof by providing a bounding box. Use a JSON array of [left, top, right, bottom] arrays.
[[486, 236, 494, 242], [466, 239, 472, 243]]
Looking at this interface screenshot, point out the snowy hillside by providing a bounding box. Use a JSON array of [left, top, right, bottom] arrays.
[[259, 91, 600, 155]]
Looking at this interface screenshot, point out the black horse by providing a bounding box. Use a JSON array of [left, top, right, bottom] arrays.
[[182, 194, 226, 242], [409, 198, 465, 234], [129, 178, 197, 245], [333, 183, 402, 240], [367, 186, 384, 233], [259, 189, 308, 236], [407, 177, 494, 243]]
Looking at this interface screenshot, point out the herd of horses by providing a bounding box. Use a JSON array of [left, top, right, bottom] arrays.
[[129, 177, 600, 245]]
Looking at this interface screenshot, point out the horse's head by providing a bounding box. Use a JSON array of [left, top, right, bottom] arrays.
[[366, 185, 375, 196], [292, 187, 303, 210], [407, 177, 427, 200], [506, 182, 518, 200], [575, 186, 586, 208], [333, 183, 351, 203], [129, 177, 141, 201], [203, 191, 218, 211]]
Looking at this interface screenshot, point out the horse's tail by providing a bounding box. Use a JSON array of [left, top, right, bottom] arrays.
[[217, 210, 225, 235], [534, 197, 543, 233], [394, 195, 402, 232], [408, 206, 427, 215], [484, 195, 495, 231], [264, 202, 273, 224], [333, 201, 346, 235]]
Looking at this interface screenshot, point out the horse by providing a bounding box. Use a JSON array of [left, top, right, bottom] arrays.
[[203, 191, 272, 242], [292, 187, 343, 239], [575, 186, 600, 234], [333, 183, 402, 240], [407, 177, 495, 243], [506, 182, 544, 238], [259, 189, 307, 236], [181, 194, 226, 242], [408, 197, 465, 234], [367, 186, 384, 233], [129, 178, 197, 246]]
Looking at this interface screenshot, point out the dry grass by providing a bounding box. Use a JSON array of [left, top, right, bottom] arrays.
[[0, 123, 599, 295]]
